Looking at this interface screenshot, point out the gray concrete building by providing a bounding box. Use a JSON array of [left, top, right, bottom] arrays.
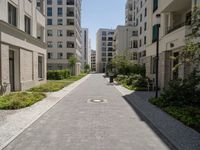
[[96, 29, 115, 73], [91, 50, 96, 71], [0, 0, 46, 93], [46, 0, 82, 75]]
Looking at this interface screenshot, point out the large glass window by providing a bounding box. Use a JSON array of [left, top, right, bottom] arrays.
[[57, 0, 62, 5], [47, 19, 52, 25], [8, 3, 17, 26], [47, 0, 52, 5], [47, 7, 52, 16], [152, 25, 158, 43], [57, 8, 63, 16]]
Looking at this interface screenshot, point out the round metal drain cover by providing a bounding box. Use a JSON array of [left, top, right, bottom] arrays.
[[87, 99, 108, 103]]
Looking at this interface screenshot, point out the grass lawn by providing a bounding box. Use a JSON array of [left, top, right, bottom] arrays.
[[29, 74, 86, 92], [149, 98, 200, 133], [0, 92, 46, 110]]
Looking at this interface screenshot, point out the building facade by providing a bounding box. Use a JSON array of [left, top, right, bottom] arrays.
[[145, 0, 198, 89], [96, 29, 115, 73], [0, 0, 46, 93], [113, 25, 138, 62], [125, 0, 148, 64], [81, 28, 91, 68], [91, 50, 96, 71], [46, 0, 82, 75]]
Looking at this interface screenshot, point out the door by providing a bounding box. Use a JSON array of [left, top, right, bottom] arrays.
[[9, 51, 15, 91]]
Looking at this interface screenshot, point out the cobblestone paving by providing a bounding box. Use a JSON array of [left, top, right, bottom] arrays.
[[3, 74, 170, 150]]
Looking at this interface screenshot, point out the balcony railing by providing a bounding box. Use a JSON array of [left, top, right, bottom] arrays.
[[166, 21, 191, 34]]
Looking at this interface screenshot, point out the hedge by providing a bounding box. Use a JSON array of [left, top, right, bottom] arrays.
[[47, 69, 70, 80]]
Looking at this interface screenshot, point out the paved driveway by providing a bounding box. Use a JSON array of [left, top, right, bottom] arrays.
[[3, 74, 170, 150]]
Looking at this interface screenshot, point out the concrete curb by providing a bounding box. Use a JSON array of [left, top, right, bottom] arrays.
[[0, 74, 90, 150]]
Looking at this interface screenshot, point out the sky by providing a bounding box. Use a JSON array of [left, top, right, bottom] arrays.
[[82, 0, 127, 50]]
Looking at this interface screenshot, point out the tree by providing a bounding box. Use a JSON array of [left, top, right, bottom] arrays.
[[84, 64, 90, 73], [68, 56, 77, 76]]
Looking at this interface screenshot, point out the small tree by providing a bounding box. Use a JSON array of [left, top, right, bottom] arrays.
[[84, 64, 90, 73], [68, 56, 77, 76]]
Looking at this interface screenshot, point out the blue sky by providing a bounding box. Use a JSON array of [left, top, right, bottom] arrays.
[[82, 0, 127, 50]]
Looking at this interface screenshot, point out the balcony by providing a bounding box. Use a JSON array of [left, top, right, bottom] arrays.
[[166, 22, 191, 35]]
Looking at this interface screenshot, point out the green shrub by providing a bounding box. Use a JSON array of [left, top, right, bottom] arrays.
[[0, 92, 46, 110], [47, 69, 70, 80], [160, 70, 200, 107]]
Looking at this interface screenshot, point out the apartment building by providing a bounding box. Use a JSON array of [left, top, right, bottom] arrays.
[[0, 0, 46, 93], [125, 0, 148, 64], [113, 25, 138, 62], [145, 0, 199, 89], [91, 50, 96, 71], [96, 29, 115, 73], [46, 0, 82, 75], [81, 28, 91, 68]]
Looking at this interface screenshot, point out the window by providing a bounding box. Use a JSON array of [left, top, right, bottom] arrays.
[[102, 37, 106, 41], [144, 36, 147, 45], [102, 53, 106, 57], [67, 30, 74, 37], [57, 41, 63, 48], [47, 30, 53, 36], [108, 53, 112, 57], [47, 0, 52, 5], [47, 53, 53, 59], [67, 19, 74, 25], [57, 0, 62, 5], [144, 22, 147, 31], [67, 0, 74, 5], [67, 41, 74, 48], [57, 8, 63, 16], [57, 30, 63, 36], [57, 53, 63, 59], [57, 19, 63, 25], [140, 14, 142, 22], [144, 8, 147, 17], [102, 47, 106, 51], [108, 47, 113, 51], [133, 40, 138, 48], [108, 37, 113, 41], [140, 26, 142, 34], [139, 39, 142, 47], [107, 42, 112, 46], [47, 7, 52, 16], [47, 41, 53, 48], [132, 31, 138, 36], [152, 25, 158, 43], [24, 16, 31, 34], [102, 31, 107, 36], [38, 56, 44, 79], [153, 0, 158, 12], [67, 53, 73, 59], [102, 58, 106, 62], [47, 19, 52, 25], [8, 3, 17, 26]]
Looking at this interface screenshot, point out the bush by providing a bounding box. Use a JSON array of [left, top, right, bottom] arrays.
[[47, 69, 70, 80], [0, 92, 46, 110], [160, 70, 200, 107], [116, 74, 148, 91]]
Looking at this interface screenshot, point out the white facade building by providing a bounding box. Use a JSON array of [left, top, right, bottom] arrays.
[[0, 0, 46, 93], [46, 0, 82, 75], [96, 29, 115, 73]]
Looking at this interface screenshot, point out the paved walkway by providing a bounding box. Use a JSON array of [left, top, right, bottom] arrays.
[[3, 74, 170, 150]]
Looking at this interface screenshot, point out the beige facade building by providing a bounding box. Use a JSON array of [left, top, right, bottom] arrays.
[[145, 0, 198, 89], [96, 29, 115, 73], [125, 0, 148, 63], [46, 0, 82, 75], [0, 0, 46, 93], [113, 25, 138, 62]]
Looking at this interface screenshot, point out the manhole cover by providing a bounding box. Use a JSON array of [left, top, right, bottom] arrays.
[[87, 99, 108, 103]]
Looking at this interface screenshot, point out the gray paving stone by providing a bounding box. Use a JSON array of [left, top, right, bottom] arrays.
[[3, 74, 170, 150]]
